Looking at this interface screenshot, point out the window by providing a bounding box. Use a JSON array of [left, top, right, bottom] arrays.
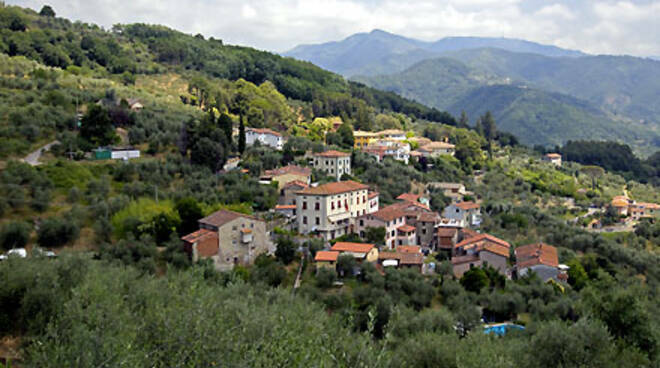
[[356, 197, 360, 204], [456, 209, 460, 213], [399, 240, 402, 245], [337, 200, 341, 208], [315, 203, 320, 210], [422, 228, 426, 234], [315, 217, 320, 225], [303, 216, 307, 224], [303, 202, 307, 210], [250, 223, 254, 228], [359, 219, 364, 226], [232, 226, 237, 231], [331, 202, 335, 210], [363, 196, 366, 203]]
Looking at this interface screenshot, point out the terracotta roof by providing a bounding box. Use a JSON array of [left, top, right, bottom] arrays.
[[377, 129, 405, 136], [282, 180, 309, 189], [378, 251, 423, 265], [181, 229, 217, 243], [370, 207, 407, 222], [636, 202, 660, 210], [331, 242, 375, 253], [298, 180, 369, 196], [418, 212, 440, 223], [455, 233, 510, 250], [397, 225, 416, 233], [461, 228, 480, 239], [437, 228, 458, 237], [275, 205, 296, 210], [368, 191, 379, 199], [420, 141, 455, 150], [263, 165, 311, 177], [315, 150, 350, 158], [545, 153, 561, 158], [455, 201, 480, 210], [246, 127, 282, 137], [611, 199, 629, 208], [451, 255, 480, 265], [379, 252, 401, 260], [199, 209, 259, 228], [386, 200, 431, 212], [397, 193, 421, 202], [397, 245, 421, 253], [315, 251, 339, 262], [481, 243, 510, 257], [515, 243, 559, 269], [354, 130, 377, 137]]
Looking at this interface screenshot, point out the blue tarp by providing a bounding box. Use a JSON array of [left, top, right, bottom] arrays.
[[484, 324, 525, 336]]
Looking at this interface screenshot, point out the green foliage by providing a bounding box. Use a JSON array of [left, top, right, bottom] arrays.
[[174, 197, 204, 236], [274, 236, 296, 265], [110, 198, 177, 239], [315, 267, 337, 289], [0, 221, 30, 250], [79, 105, 119, 147], [364, 226, 386, 245], [460, 267, 490, 293], [37, 216, 79, 247]]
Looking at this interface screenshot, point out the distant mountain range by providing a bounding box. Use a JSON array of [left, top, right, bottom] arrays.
[[285, 30, 660, 155], [284, 29, 586, 77]]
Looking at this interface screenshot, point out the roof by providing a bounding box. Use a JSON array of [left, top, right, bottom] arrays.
[[455, 233, 511, 250], [417, 212, 440, 223], [368, 191, 379, 199], [397, 225, 416, 233], [354, 130, 377, 137], [315, 251, 339, 262], [437, 228, 458, 237], [370, 207, 407, 222], [275, 205, 296, 210], [515, 243, 559, 269], [420, 141, 455, 150], [263, 165, 311, 177], [282, 180, 309, 189], [386, 200, 431, 212], [315, 150, 350, 158], [397, 193, 421, 202], [611, 198, 629, 207], [246, 127, 282, 137], [451, 255, 480, 265], [181, 228, 218, 243], [455, 201, 480, 210], [377, 129, 405, 136], [379, 251, 423, 265], [240, 228, 252, 234], [331, 242, 375, 253], [298, 180, 369, 196], [545, 153, 562, 158], [636, 202, 660, 210], [481, 243, 510, 258], [397, 245, 421, 253], [199, 209, 259, 228]]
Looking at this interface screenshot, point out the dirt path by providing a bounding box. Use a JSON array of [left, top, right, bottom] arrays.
[[22, 140, 59, 166]]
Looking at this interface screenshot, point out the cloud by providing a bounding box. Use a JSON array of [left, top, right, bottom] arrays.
[[5, 0, 659, 56]]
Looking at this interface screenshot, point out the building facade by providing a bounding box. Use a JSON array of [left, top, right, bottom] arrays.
[[312, 150, 351, 181], [246, 128, 285, 150]]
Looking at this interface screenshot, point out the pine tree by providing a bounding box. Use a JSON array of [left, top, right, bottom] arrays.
[[458, 110, 469, 128], [218, 112, 233, 146]]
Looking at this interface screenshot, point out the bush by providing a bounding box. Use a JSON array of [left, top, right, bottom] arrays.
[[315, 267, 337, 288], [37, 217, 79, 247], [274, 236, 296, 265], [0, 221, 31, 250]]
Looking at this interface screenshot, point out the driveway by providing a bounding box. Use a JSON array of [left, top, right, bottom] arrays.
[[22, 140, 59, 166]]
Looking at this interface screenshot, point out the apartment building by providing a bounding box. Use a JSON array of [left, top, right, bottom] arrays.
[[295, 180, 378, 240], [312, 150, 351, 180]]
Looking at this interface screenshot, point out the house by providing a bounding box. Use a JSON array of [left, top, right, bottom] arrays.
[[274, 204, 296, 218], [296, 180, 377, 240], [451, 233, 510, 277], [397, 245, 421, 254], [278, 180, 309, 206], [312, 150, 351, 180], [261, 165, 312, 190], [357, 206, 407, 249], [368, 191, 380, 213], [353, 131, 377, 149], [436, 227, 459, 253], [378, 251, 424, 272], [223, 157, 241, 171], [543, 153, 562, 166], [611, 197, 630, 216], [245, 128, 285, 150], [427, 182, 471, 203], [331, 242, 379, 262], [515, 243, 562, 282], [377, 129, 406, 141], [183, 209, 273, 271], [397, 225, 417, 246], [314, 251, 339, 269], [443, 201, 482, 227], [93, 147, 140, 161], [415, 141, 455, 158], [413, 212, 440, 247], [408, 137, 432, 148], [629, 202, 660, 220], [363, 142, 410, 164]]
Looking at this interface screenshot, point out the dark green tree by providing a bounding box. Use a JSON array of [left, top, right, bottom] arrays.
[[190, 137, 225, 171], [274, 236, 296, 265], [218, 112, 233, 146], [80, 105, 118, 147], [39, 5, 56, 17], [0, 221, 31, 250], [175, 198, 204, 236], [458, 110, 469, 128], [336, 122, 355, 148], [238, 115, 246, 154], [460, 267, 490, 293], [364, 226, 385, 245]]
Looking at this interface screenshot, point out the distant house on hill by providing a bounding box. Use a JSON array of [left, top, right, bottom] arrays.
[[245, 128, 285, 150], [515, 243, 563, 282], [414, 141, 455, 158], [543, 153, 562, 166], [311, 150, 351, 180], [451, 233, 511, 277], [260, 165, 311, 190], [330, 242, 379, 262], [443, 201, 482, 228]]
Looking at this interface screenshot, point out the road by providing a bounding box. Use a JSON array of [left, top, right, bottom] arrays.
[[22, 140, 58, 166]]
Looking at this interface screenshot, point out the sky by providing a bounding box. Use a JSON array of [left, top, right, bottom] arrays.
[[7, 0, 660, 56]]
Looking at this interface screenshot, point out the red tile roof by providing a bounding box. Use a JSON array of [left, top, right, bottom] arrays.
[[331, 242, 375, 253], [315, 251, 339, 262], [275, 205, 296, 210], [368, 191, 379, 199], [378, 251, 423, 265], [247, 127, 282, 137], [371, 207, 407, 222], [437, 228, 458, 237], [455, 233, 510, 250], [397, 245, 421, 253], [283, 180, 309, 189], [451, 255, 480, 265], [199, 209, 259, 228], [456, 201, 480, 210], [181, 228, 217, 243], [397, 193, 421, 202], [545, 153, 561, 158], [298, 180, 369, 196], [515, 243, 559, 269], [397, 225, 416, 233], [417, 212, 440, 223], [263, 165, 311, 177], [315, 150, 350, 158], [481, 243, 510, 258]]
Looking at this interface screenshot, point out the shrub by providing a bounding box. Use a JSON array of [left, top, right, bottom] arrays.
[[37, 217, 79, 247], [0, 221, 31, 250]]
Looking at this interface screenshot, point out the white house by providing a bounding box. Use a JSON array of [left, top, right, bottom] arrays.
[[542, 153, 562, 166], [443, 201, 482, 228], [312, 150, 351, 181], [246, 128, 285, 150]]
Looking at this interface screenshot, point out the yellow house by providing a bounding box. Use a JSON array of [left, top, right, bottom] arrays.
[[314, 251, 339, 269], [330, 242, 379, 262], [353, 131, 377, 149]]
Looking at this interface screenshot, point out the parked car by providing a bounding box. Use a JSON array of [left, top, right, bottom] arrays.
[[7, 248, 27, 258]]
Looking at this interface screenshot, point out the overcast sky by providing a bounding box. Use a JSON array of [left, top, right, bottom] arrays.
[[7, 0, 660, 56]]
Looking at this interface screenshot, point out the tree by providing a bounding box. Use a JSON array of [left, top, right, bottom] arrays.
[[39, 5, 56, 17], [80, 105, 118, 147], [37, 217, 80, 248], [336, 122, 355, 148], [190, 137, 225, 171], [218, 112, 233, 146], [336, 254, 358, 278], [474, 118, 484, 137], [460, 267, 490, 293], [175, 198, 204, 236], [275, 236, 296, 265], [364, 227, 385, 245], [581, 165, 605, 190], [238, 115, 246, 154], [458, 110, 469, 128], [481, 111, 497, 158], [0, 221, 31, 250], [315, 267, 337, 288]]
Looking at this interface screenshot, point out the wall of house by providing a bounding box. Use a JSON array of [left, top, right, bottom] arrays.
[[453, 260, 482, 278], [479, 251, 508, 276], [443, 205, 466, 222], [366, 248, 380, 262], [246, 132, 283, 150], [396, 232, 416, 246], [215, 217, 271, 270], [416, 221, 436, 248], [279, 185, 304, 206], [272, 173, 309, 190], [520, 265, 559, 281], [313, 156, 351, 180], [296, 188, 369, 240]]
